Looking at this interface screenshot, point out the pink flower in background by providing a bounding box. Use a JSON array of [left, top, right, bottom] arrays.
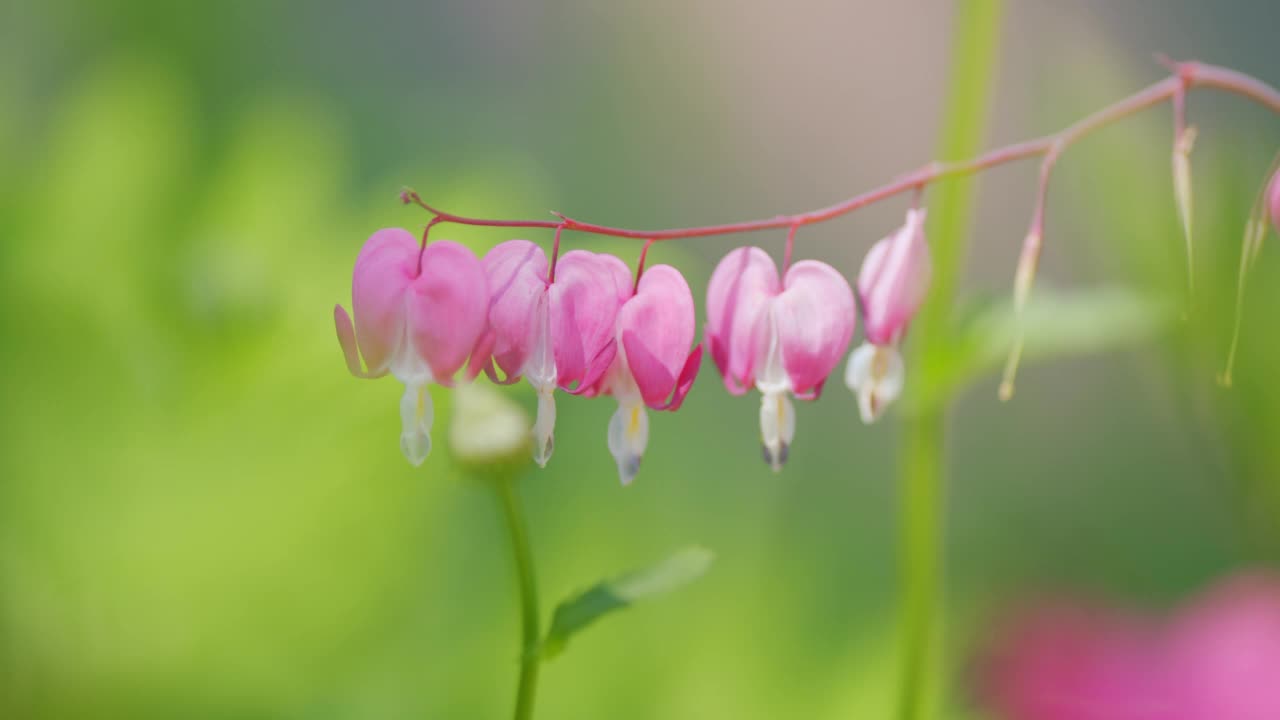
[[979, 603, 1173, 720], [978, 571, 1280, 720], [1167, 573, 1280, 720], [477, 240, 629, 467], [705, 247, 855, 470], [845, 209, 931, 423], [334, 229, 489, 466], [591, 264, 702, 484]]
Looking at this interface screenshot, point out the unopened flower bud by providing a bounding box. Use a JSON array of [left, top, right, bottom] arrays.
[[449, 383, 532, 475], [1173, 125, 1198, 292], [845, 209, 931, 423], [858, 209, 932, 347], [1000, 230, 1042, 402]]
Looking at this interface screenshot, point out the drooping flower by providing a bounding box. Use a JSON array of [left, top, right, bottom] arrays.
[[705, 247, 855, 470], [334, 228, 489, 466], [591, 264, 702, 484], [845, 209, 931, 423], [476, 239, 630, 466]]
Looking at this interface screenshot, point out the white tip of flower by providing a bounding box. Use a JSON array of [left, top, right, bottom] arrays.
[[531, 386, 557, 467], [759, 390, 795, 472], [449, 383, 530, 466], [607, 400, 649, 485], [844, 343, 904, 424], [399, 383, 434, 466]]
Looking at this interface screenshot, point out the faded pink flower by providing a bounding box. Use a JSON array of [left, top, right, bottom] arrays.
[[1167, 573, 1280, 720], [476, 240, 630, 466], [845, 209, 931, 423], [979, 602, 1172, 720], [705, 247, 855, 470], [978, 571, 1280, 720], [334, 229, 489, 466], [590, 264, 702, 484]]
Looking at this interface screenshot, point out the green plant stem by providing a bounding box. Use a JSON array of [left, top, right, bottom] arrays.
[[897, 412, 944, 720], [897, 2, 1004, 719], [495, 478, 541, 720]]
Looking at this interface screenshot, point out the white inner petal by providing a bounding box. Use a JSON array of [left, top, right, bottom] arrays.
[[525, 293, 558, 467], [389, 306, 436, 466], [389, 299, 434, 387], [607, 398, 649, 486], [399, 382, 433, 466], [759, 390, 794, 473], [754, 305, 794, 471], [531, 387, 556, 468], [754, 305, 791, 396], [844, 342, 904, 424], [525, 292, 556, 389]]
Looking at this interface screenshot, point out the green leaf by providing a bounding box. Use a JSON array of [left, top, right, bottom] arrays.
[[541, 546, 714, 660], [930, 286, 1171, 397]]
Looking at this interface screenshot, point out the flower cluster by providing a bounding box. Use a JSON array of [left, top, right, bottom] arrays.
[[335, 211, 932, 482]]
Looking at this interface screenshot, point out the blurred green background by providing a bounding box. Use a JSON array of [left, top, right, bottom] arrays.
[[2, 1, 1278, 718]]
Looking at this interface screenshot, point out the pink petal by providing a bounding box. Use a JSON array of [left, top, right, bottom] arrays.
[[655, 345, 702, 411], [549, 250, 629, 390], [776, 260, 855, 398], [618, 265, 699, 408], [482, 239, 549, 380], [705, 247, 781, 394], [406, 240, 490, 382], [858, 209, 932, 345], [350, 228, 420, 375]]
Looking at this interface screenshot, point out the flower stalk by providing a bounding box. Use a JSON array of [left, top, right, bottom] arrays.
[[402, 62, 1280, 249], [495, 476, 541, 720]]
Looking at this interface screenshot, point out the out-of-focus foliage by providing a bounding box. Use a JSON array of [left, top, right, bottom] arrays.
[[543, 546, 714, 660], [1, 2, 1278, 719]]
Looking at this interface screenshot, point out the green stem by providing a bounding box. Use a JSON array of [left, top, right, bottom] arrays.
[[496, 478, 541, 720], [897, 412, 944, 720], [897, 2, 1004, 719]]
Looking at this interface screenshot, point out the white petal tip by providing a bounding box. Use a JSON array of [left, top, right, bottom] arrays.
[[532, 434, 554, 468], [762, 442, 789, 472], [531, 388, 557, 468], [607, 401, 649, 487], [615, 456, 642, 486], [400, 432, 431, 467]]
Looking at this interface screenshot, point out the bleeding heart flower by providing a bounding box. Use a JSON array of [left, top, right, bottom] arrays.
[[477, 239, 630, 466], [705, 247, 855, 470], [592, 264, 703, 484], [334, 229, 489, 466], [845, 209, 932, 423]]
